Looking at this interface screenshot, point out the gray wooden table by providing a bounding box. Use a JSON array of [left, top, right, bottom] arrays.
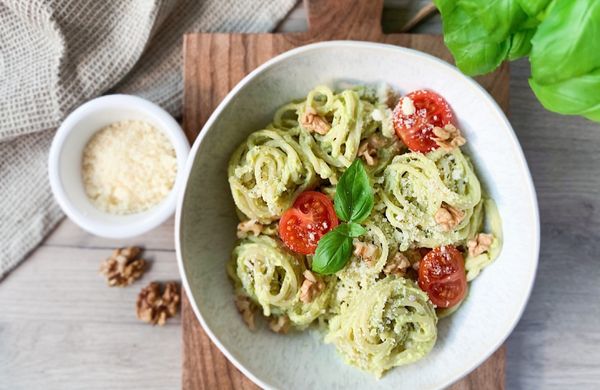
[[1, 2, 599, 389]]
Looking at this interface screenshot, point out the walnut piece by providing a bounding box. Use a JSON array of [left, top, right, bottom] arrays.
[[467, 233, 494, 257], [396, 248, 424, 272], [358, 141, 377, 166], [99, 246, 146, 287], [269, 315, 291, 334], [432, 124, 466, 151], [435, 202, 465, 232], [300, 270, 325, 303], [395, 248, 431, 273], [237, 219, 265, 239], [136, 281, 180, 326], [234, 294, 256, 330], [353, 240, 378, 266], [358, 134, 388, 166], [300, 106, 331, 135], [384, 252, 411, 276]]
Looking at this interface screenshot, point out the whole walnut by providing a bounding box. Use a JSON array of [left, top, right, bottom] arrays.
[[99, 247, 146, 287], [136, 281, 180, 326]]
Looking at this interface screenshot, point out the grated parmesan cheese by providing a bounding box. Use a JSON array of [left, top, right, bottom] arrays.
[[82, 120, 177, 214]]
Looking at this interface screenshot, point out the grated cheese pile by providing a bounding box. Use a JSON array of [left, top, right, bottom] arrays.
[[82, 120, 177, 214]]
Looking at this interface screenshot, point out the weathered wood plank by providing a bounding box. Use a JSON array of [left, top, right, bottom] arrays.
[[0, 246, 181, 390], [0, 247, 180, 322]]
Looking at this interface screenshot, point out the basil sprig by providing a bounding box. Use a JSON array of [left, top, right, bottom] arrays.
[[312, 160, 373, 275]]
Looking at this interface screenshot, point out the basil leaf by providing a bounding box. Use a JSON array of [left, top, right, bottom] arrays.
[[529, 71, 600, 121], [527, 0, 600, 121], [334, 159, 373, 224], [530, 0, 600, 85], [435, 0, 539, 76], [437, 1, 511, 76], [311, 228, 353, 275], [336, 222, 367, 238], [459, 0, 529, 42]]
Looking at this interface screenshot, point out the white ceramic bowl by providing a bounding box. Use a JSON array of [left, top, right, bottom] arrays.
[[49, 94, 190, 238], [176, 41, 539, 389]]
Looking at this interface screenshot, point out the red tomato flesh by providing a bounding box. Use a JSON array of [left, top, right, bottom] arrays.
[[418, 245, 467, 308], [278, 191, 338, 255], [393, 90, 455, 153]]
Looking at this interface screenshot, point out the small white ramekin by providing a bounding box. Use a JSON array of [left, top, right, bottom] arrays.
[[48, 94, 190, 238]]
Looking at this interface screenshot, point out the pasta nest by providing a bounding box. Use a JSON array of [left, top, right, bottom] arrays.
[[228, 129, 317, 223], [380, 148, 482, 249], [325, 277, 437, 377]]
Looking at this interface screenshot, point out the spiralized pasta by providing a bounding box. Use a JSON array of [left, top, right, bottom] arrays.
[[271, 85, 396, 184], [226, 85, 504, 378], [229, 235, 331, 327], [230, 235, 303, 316], [302, 87, 367, 168], [380, 148, 482, 250], [325, 277, 437, 377], [228, 129, 317, 223]]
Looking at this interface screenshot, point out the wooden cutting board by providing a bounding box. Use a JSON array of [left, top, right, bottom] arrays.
[[181, 0, 508, 388]]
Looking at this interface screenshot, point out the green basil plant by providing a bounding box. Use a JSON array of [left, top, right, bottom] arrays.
[[435, 0, 600, 122]]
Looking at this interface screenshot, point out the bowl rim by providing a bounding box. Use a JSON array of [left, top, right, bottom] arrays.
[[175, 40, 540, 390], [48, 94, 190, 238]]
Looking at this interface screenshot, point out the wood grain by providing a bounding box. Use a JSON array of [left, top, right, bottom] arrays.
[[181, 0, 507, 389], [0, 244, 182, 390]]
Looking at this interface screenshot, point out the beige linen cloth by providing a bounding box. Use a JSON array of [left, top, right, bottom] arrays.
[[0, 0, 296, 279]]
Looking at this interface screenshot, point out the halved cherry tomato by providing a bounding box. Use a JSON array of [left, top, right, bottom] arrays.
[[393, 90, 455, 153], [418, 245, 467, 308], [279, 191, 339, 255]]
